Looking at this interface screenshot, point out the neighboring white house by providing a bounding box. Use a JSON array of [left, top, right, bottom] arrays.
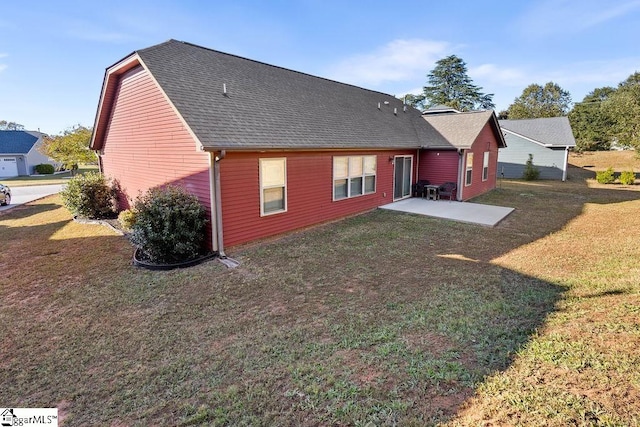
[[0, 130, 59, 177], [498, 117, 577, 181]]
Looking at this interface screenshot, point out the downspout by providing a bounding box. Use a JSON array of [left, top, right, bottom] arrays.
[[562, 146, 569, 182], [212, 150, 226, 258], [415, 148, 420, 184], [457, 149, 464, 201]]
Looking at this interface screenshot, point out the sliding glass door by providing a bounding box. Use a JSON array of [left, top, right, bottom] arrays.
[[393, 156, 412, 200]]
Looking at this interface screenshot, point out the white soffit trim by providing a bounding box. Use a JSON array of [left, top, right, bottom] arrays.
[[501, 128, 555, 148]]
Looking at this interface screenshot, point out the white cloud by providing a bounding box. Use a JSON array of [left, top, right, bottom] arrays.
[[325, 39, 450, 88], [517, 0, 640, 36], [470, 64, 528, 86]]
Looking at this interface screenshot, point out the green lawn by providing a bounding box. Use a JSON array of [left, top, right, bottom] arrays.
[[0, 164, 639, 426], [0, 165, 98, 187]]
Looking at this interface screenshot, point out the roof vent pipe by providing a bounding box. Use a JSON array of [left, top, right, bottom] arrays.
[[394, 107, 397, 115], [223, 83, 228, 96], [377, 102, 381, 109]]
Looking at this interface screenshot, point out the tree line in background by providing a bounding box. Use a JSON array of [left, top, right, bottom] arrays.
[[402, 55, 640, 152]]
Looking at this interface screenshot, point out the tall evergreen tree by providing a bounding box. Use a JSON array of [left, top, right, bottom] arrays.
[[422, 55, 495, 111]]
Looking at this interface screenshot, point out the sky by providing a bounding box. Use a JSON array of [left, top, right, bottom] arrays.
[[1, 0, 639, 135]]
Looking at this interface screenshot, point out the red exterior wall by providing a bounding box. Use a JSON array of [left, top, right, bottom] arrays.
[[99, 66, 211, 213], [458, 123, 500, 200], [418, 150, 459, 186], [219, 150, 416, 247]]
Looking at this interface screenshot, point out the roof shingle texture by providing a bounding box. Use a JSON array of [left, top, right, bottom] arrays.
[[0, 131, 40, 154], [136, 40, 452, 150], [422, 110, 496, 149], [499, 117, 576, 147]]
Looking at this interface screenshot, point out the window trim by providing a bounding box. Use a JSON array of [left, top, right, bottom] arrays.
[[259, 158, 287, 216], [333, 155, 377, 201], [482, 151, 490, 181], [465, 152, 473, 187]]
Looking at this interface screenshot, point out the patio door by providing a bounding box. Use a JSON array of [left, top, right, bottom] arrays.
[[393, 156, 412, 200]]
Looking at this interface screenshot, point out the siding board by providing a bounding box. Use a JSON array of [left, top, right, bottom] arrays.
[[99, 65, 211, 223], [498, 133, 566, 179], [459, 124, 500, 200], [418, 150, 459, 185], [220, 150, 413, 247]]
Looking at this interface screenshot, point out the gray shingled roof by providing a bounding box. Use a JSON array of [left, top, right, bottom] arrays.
[[136, 40, 450, 150], [422, 110, 503, 149], [0, 130, 41, 154], [423, 105, 460, 115], [499, 117, 576, 147]]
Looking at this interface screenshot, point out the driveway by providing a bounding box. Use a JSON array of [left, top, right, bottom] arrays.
[[0, 184, 65, 212]]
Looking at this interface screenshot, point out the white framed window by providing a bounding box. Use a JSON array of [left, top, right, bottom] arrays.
[[333, 155, 376, 200], [259, 158, 287, 216], [465, 152, 473, 186], [482, 151, 490, 181]]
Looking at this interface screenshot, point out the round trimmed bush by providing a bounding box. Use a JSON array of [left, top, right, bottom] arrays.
[[596, 167, 615, 184], [130, 186, 207, 264], [60, 171, 116, 219], [619, 170, 636, 185], [35, 163, 55, 174]]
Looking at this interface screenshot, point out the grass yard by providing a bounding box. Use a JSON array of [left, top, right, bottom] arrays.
[[570, 150, 640, 173], [1, 165, 98, 187], [1, 163, 639, 426]]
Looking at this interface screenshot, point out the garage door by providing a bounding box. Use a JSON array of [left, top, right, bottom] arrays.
[[0, 157, 18, 177]]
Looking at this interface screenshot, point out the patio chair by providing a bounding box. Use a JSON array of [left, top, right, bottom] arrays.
[[412, 180, 430, 197], [438, 182, 457, 201]]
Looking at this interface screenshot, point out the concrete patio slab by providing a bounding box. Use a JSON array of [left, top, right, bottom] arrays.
[[380, 198, 514, 227]]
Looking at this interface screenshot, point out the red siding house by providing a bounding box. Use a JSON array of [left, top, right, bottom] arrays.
[[421, 110, 504, 201], [90, 40, 505, 254]]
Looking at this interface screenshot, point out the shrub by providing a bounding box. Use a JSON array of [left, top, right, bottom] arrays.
[[619, 170, 636, 185], [522, 154, 540, 181], [130, 186, 207, 264], [596, 167, 615, 184], [35, 163, 55, 174], [118, 209, 137, 231], [60, 171, 116, 219]]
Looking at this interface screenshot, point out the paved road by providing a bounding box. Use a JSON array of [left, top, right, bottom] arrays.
[[0, 184, 65, 212]]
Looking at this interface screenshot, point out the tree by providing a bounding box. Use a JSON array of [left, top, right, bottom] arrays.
[[422, 55, 495, 111], [569, 86, 616, 151], [40, 125, 96, 172], [605, 73, 640, 150], [507, 82, 572, 119], [0, 120, 25, 130], [399, 93, 426, 110]]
